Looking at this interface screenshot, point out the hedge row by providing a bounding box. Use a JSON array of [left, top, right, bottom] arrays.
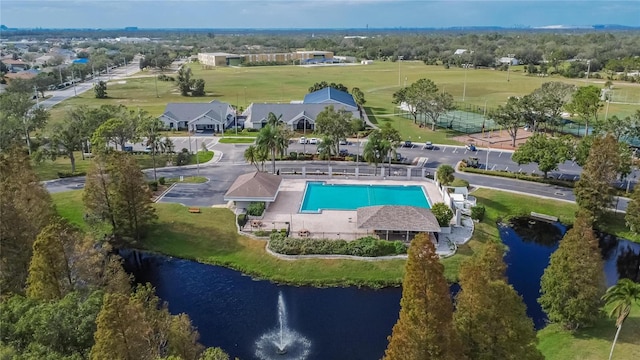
[[268, 233, 407, 257], [460, 166, 576, 188]]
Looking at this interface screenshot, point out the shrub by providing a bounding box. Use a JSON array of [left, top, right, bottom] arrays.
[[148, 181, 158, 191], [175, 149, 192, 166], [471, 205, 486, 221], [254, 230, 268, 237], [56, 171, 86, 178], [237, 214, 247, 227], [289, 151, 297, 160], [158, 177, 166, 185], [246, 202, 266, 216], [431, 202, 454, 227], [268, 234, 407, 257]]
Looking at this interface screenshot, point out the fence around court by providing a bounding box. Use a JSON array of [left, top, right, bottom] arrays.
[[397, 102, 499, 134]]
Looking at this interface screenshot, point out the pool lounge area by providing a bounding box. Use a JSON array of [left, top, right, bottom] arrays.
[[300, 182, 431, 213], [255, 178, 443, 241]]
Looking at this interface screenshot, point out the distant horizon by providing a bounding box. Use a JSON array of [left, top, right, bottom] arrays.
[[2, 1, 639, 30]]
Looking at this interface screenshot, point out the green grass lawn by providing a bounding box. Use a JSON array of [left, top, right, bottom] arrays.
[[164, 176, 208, 184], [46, 62, 640, 132], [217, 137, 256, 144], [537, 303, 640, 360]]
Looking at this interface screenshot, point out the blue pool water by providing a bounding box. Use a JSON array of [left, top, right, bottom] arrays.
[[300, 182, 430, 212]]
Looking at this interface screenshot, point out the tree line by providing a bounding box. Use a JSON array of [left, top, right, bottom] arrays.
[[0, 147, 231, 359]]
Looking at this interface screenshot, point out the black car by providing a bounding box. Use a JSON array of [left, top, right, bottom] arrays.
[[465, 143, 477, 151], [402, 140, 413, 148]]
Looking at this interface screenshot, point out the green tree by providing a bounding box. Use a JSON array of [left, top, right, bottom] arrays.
[[0, 148, 54, 295], [168, 313, 205, 360], [351, 87, 366, 106], [137, 110, 163, 181], [244, 145, 261, 171], [91, 111, 139, 152], [198, 347, 230, 360], [625, 184, 640, 233], [192, 78, 206, 96], [512, 134, 573, 178], [94, 80, 108, 98], [601, 278, 640, 360], [422, 91, 455, 131], [315, 105, 353, 156], [84, 155, 118, 232], [539, 212, 606, 330], [177, 66, 194, 96], [454, 242, 542, 360], [383, 233, 460, 360], [430, 203, 454, 227], [91, 291, 151, 360], [50, 110, 84, 173], [380, 123, 402, 176], [490, 96, 524, 147], [565, 85, 603, 136], [403, 78, 439, 125], [0, 290, 104, 359], [530, 82, 575, 132], [109, 152, 157, 242], [574, 134, 620, 224], [0, 91, 49, 153], [256, 115, 289, 174], [436, 164, 455, 185], [362, 130, 387, 176]]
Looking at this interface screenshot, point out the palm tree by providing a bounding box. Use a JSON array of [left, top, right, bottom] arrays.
[[602, 278, 640, 360], [256, 120, 289, 174], [162, 137, 175, 164], [266, 112, 283, 127], [244, 145, 260, 171], [362, 130, 386, 176]]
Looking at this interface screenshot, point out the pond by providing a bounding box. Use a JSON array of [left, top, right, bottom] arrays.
[[121, 219, 640, 359], [502, 218, 640, 329]]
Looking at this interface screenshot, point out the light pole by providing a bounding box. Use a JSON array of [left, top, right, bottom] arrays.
[[397, 55, 403, 86], [244, 86, 247, 105], [71, 69, 77, 97], [303, 119, 307, 155], [154, 59, 159, 98], [586, 60, 591, 80], [506, 53, 515, 82], [462, 63, 468, 102]]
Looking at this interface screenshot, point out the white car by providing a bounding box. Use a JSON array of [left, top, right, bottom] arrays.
[[309, 138, 319, 144], [299, 137, 308, 144]]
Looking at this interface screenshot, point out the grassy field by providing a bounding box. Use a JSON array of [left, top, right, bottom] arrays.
[[47, 63, 640, 142], [537, 303, 640, 360], [164, 176, 208, 184], [218, 137, 256, 144], [35, 151, 213, 180]]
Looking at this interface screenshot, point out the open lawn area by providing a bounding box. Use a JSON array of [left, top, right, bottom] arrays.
[[35, 151, 213, 181], [217, 137, 256, 144], [46, 63, 640, 142]]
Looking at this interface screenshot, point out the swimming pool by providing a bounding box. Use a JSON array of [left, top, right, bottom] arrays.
[[300, 182, 431, 212]]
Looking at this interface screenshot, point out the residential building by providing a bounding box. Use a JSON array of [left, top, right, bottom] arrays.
[[158, 100, 236, 133]]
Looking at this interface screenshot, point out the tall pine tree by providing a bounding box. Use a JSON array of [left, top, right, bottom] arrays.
[[539, 211, 606, 330], [574, 134, 620, 224], [454, 242, 543, 360], [384, 233, 460, 360], [0, 148, 54, 294]]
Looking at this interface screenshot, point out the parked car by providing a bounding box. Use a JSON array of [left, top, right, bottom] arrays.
[[339, 139, 348, 145], [299, 137, 308, 144], [466, 143, 477, 151], [309, 138, 319, 144], [423, 141, 434, 150], [402, 140, 413, 148], [339, 148, 349, 156]]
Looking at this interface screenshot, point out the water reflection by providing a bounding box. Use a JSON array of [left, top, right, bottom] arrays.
[[503, 217, 640, 329]]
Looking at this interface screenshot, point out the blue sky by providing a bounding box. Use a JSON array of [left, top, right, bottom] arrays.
[[2, 0, 639, 29]]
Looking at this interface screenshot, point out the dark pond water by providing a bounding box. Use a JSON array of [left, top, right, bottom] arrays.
[[502, 218, 640, 329], [120, 220, 640, 359]]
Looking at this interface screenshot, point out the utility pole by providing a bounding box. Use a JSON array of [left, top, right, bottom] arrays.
[[462, 63, 468, 102], [72, 69, 77, 96], [586, 60, 591, 80], [154, 59, 159, 98]]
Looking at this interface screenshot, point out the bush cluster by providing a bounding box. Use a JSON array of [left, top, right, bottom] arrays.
[[268, 233, 407, 257], [471, 205, 486, 221], [148, 181, 158, 191], [461, 166, 576, 188], [57, 171, 87, 178], [246, 202, 265, 216]]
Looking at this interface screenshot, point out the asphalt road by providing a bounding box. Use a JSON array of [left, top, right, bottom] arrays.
[[43, 139, 633, 212]]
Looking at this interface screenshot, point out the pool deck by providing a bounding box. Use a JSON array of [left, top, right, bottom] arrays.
[[260, 178, 443, 240]]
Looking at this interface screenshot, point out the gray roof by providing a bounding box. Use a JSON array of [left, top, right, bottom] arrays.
[[357, 206, 441, 232], [161, 101, 231, 123], [243, 103, 357, 125], [224, 171, 283, 201]]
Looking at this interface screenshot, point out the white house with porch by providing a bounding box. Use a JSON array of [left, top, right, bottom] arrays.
[[158, 100, 236, 133]]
